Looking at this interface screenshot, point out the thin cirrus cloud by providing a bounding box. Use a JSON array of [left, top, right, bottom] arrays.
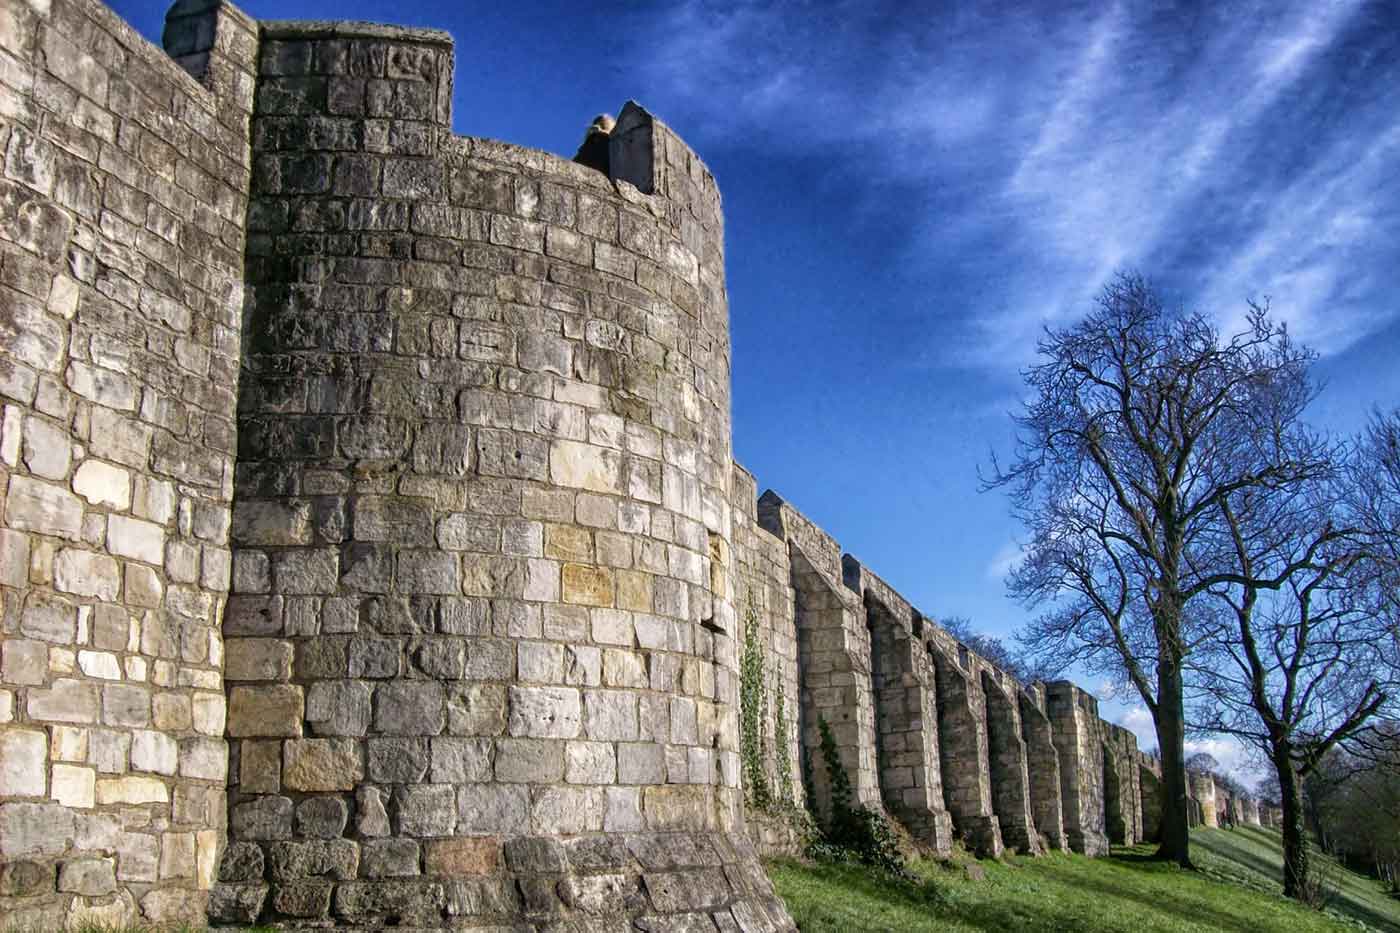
[[636, 0, 1400, 374]]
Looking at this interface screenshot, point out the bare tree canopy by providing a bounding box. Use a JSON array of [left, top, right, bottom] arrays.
[[986, 270, 1334, 868]]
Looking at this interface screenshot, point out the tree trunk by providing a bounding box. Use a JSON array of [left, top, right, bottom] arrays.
[[1276, 750, 1310, 900], [1153, 662, 1192, 867]]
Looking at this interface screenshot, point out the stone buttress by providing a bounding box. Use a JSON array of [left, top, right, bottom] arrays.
[[214, 17, 792, 932]]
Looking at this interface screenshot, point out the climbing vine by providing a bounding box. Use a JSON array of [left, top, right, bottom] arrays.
[[774, 678, 793, 806], [739, 591, 771, 810], [811, 715, 912, 879]]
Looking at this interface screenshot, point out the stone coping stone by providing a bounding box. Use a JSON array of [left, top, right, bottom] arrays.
[[260, 19, 454, 46]]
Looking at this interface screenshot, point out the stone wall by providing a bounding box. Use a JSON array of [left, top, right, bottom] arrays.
[[735, 484, 1146, 862], [0, 0, 255, 925]]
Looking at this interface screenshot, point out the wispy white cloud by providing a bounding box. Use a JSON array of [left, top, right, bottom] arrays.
[[985, 539, 1026, 581], [635, 0, 1398, 374]]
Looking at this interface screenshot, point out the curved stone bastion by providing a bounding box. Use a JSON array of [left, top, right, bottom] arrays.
[[219, 17, 790, 932]]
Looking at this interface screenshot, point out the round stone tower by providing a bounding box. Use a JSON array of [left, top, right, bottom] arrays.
[[215, 19, 793, 929]]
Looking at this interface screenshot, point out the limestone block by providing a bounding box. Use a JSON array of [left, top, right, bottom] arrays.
[[58, 857, 117, 896], [425, 838, 498, 876], [77, 650, 121, 680], [507, 685, 581, 738], [22, 592, 76, 643], [361, 839, 421, 878], [6, 473, 83, 537], [1, 802, 75, 857], [494, 737, 564, 783], [240, 740, 283, 794], [197, 829, 220, 888], [102, 683, 150, 727], [106, 515, 165, 565], [0, 528, 31, 587], [566, 740, 616, 784], [51, 763, 95, 808], [0, 728, 47, 796], [306, 680, 372, 736], [429, 736, 491, 782], [131, 730, 178, 775], [283, 737, 363, 791], [562, 562, 613, 606], [395, 783, 457, 836], [232, 499, 313, 545], [586, 690, 639, 742], [228, 684, 304, 737], [530, 785, 603, 834], [225, 637, 294, 681], [179, 737, 228, 781], [21, 414, 71, 479], [133, 477, 176, 524], [72, 459, 131, 509], [373, 681, 446, 735], [550, 440, 622, 493], [125, 563, 163, 607], [27, 678, 99, 723], [96, 775, 168, 805], [160, 832, 196, 880], [457, 783, 529, 834], [192, 692, 227, 735], [50, 547, 119, 600]]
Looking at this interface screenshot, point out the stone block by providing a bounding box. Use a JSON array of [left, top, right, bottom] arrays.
[[131, 729, 178, 775], [53, 548, 120, 599], [27, 678, 98, 723], [494, 737, 563, 783], [225, 637, 294, 681], [362, 838, 421, 878], [507, 685, 581, 738], [283, 737, 363, 791], [228, 684, 304, 737], [296, 796, 349, 838], [95, 775, 168, 805], [58, 857, 116, 896], [373, 681, 446, 735], [563, 562, 613, 606], [306, 680, 372, 736], [425, 837, 499, 876], [6, 476, 83, 540], [160, 831, 196, 879], [395, 783, 457, 836], [106, 515, 165, 565], [0, 728, 47, 796], [232, 795, 294, 841]]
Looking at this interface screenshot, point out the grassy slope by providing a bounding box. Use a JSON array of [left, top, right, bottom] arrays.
[[1194, 826, 1400, 933], [770, 827, 1400, 933]]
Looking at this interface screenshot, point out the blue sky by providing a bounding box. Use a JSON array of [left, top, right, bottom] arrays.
[[113, 0, 1400, 779]]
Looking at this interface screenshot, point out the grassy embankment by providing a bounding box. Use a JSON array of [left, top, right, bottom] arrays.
[[770, 825, 1400, 932]]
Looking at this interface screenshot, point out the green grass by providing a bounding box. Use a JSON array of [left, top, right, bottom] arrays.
[[1194, 826, 1400, 932], [769, 828, 1400, 932]]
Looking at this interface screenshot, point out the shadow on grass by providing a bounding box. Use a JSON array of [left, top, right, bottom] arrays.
[[1034, 861, 1272, 933]]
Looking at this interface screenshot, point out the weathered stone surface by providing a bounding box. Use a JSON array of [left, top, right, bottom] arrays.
[[283, 738, 363, 791]]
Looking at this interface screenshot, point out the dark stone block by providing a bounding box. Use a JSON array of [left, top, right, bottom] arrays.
[[218, 841, 266, 882]]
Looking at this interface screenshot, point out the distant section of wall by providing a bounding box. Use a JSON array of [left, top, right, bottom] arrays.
[[0, 0, 255, 925], [735, 479, 1144, 862]]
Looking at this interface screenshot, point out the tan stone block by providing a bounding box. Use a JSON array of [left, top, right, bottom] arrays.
[[282, 738, 363, 791], [239, 739, 282, 794], [224, 638, 293, 682], [192, 692, 226, 736], [615, 570, 653, 612], [544, 523, 592, 562], [643, 785, 712, 831], [153, 693, 193, 731], [95, 775, 168, 805], [562, 563, 612, 607], [227, 684, 303, 737], [424, 837, 499, 876], [196, 829, 219, 889], [160, 831, 195, 879], [50, 725, 88, 762], [125, 563, 163, 608]]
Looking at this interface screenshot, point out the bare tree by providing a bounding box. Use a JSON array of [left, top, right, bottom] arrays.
[[1188, 449, 1397, 899], [986, 271, 1328, 867]]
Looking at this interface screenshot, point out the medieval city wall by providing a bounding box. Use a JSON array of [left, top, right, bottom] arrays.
[[0, 0, 1269, 927]]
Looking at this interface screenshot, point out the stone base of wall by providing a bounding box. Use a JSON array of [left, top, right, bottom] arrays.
[[209, 830, 793, 930]]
